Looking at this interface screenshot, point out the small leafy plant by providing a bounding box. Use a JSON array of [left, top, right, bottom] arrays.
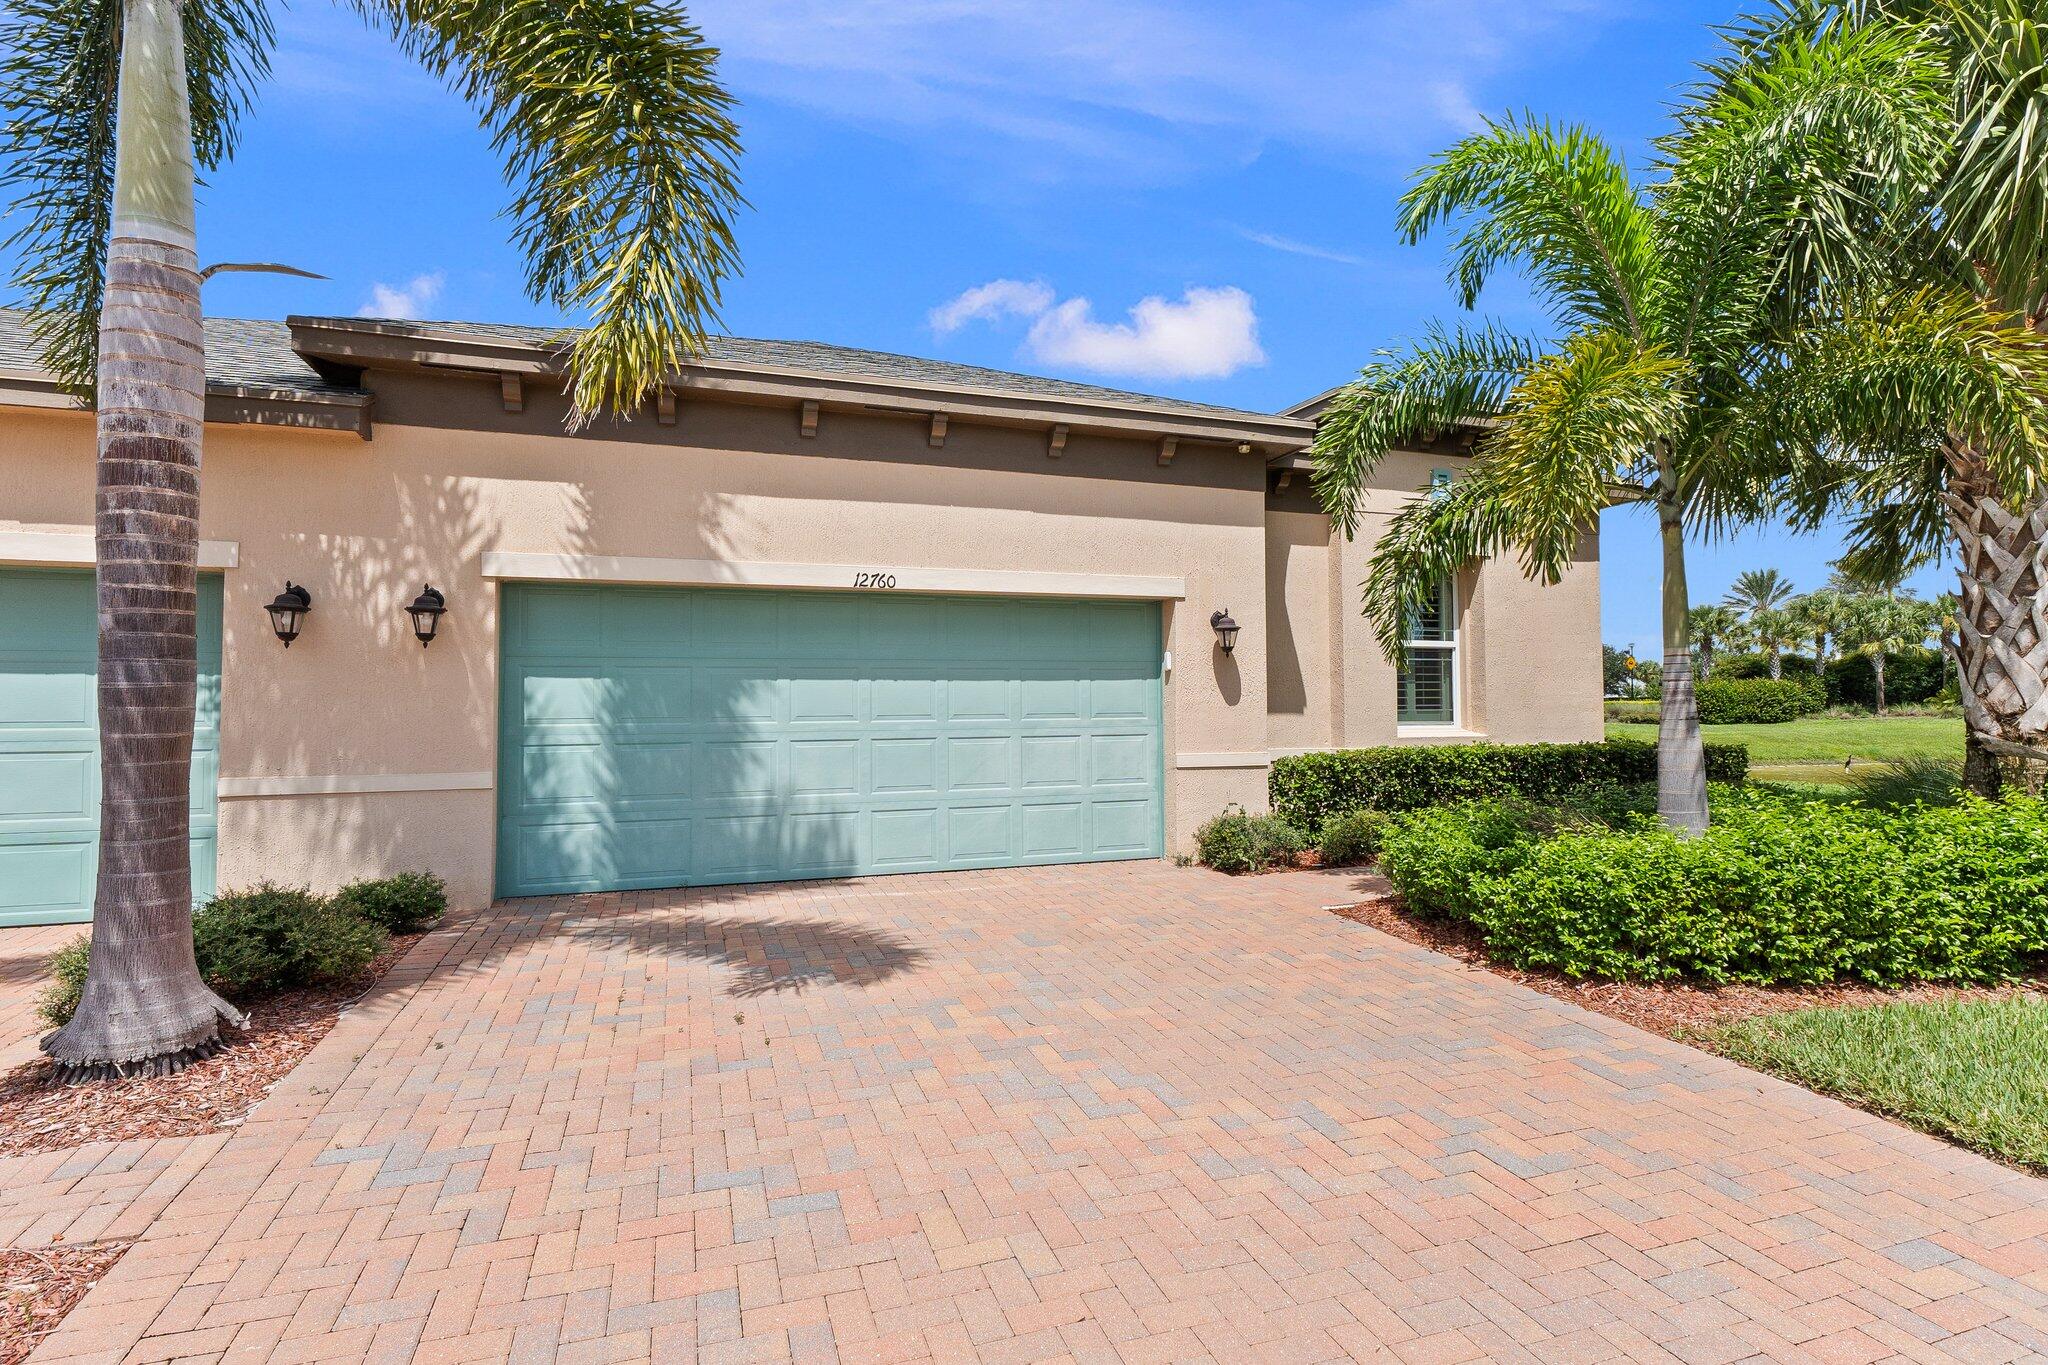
[[1195, 805, 1307, 873], [333, 871, 448, 933]]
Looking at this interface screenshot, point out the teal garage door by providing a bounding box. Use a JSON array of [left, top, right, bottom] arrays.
[[497, 585, 1165, 895], [0, 569, 222, 926]]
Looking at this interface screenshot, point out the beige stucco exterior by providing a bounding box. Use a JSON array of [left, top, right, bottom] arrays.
[[0, 347, 1599, 909]]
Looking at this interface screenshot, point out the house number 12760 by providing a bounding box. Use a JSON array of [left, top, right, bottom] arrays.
[[853, 571, 897, 589]]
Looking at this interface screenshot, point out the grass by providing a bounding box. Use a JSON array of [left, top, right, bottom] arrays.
[[1605, 713, 1962, 765], [1707, 996, 2048, 1172]]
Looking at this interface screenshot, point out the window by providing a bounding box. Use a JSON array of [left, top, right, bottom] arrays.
[[1397, 576, 1457, 725], [1398, 469, 1459, 726]]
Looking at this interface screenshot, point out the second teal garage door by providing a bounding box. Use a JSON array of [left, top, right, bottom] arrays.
[[497, 585, 1164, 895]]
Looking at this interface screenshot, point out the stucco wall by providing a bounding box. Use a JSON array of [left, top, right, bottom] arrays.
[[3, 374, 1603, 906], [1262, 449, 1604, 754], [1, 376, 1274, 907]]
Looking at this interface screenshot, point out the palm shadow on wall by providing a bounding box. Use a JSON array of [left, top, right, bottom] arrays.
[[565, 912, 926, 997]]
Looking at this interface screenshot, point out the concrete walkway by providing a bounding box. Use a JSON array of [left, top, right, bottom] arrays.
[[18, 862, 2048, 1362]]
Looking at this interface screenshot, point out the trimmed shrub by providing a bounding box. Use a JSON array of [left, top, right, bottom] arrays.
[[1195, 806, 1306, 873], [1826, 647, 1944, 708], [1717, 653, 1819, 682], [333, 871, 447, 933], [1694, 675, 1826, 724], [192, 883, 386, 998], [1375, 788, 2048, 985], [1268, 739, 1748, 831], [1316, 809, 1388, 866], [1604, 700, 1658, 724], [37, 937, 91, 1029]]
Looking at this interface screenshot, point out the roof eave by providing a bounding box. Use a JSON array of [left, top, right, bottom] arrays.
[[286, 316, 1315, 454], [0, 369, 373, 439]]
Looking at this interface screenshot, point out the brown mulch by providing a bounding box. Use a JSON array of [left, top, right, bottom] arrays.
[[0, 933, 423, 1160], [1328, 889, 2048, 1042], [0, 1242, 129, 1365]]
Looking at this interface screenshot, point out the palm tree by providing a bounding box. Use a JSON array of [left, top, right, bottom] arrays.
[[0, 0, 743, 1077], [1689, 604, 1743, 678], [1724, 568, 1798, 675], [1724, 568, 1797, 616], [1789, 588, 1849, 665], [1836, 591, 1937, 712], [1743, 1, 2048, 794], [1308, 22, 2032, 834]]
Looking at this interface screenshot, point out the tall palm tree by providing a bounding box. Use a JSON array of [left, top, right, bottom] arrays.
[[1724, 567, 1798, 616], [1309, 22, 2044, 834], [0, 0, 743, 1077], [1745, 0, 2048, 794], [1748, 605, 1802, 678]]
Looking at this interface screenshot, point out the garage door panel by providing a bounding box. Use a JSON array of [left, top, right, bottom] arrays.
[[1092, 799, 1157, 854], [498, 586, 1162, 894], [0, 569, 221, 925]]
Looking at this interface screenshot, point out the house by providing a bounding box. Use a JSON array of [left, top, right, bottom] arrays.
[[0, 312, 1600, 921]]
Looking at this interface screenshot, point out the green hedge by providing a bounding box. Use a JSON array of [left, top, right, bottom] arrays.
[[1268, 739, 1748, 831], [1376, 789, 2048, 985], [1695, 675, 1826, 724]]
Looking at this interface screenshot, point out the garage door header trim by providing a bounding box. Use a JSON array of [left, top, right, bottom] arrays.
[[482, 551, 1186, 602]]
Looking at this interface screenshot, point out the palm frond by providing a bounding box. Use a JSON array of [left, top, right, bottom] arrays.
[[1309, 322, 1539, 538], [1485, 331, 1688, 580], [1358, 472, 1523, 662], [355, 0, 745, 420], [1656, 12, 1951, 363], [1750, 286, 2048, 501], [1940, 0, 2048, 314], [0, 0, 271, 392], [1397, 116, 1659, 342]]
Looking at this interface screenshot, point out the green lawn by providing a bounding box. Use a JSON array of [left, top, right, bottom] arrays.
[[1708, 997, 2048, 1172], [1606, 714, 1962, 766]]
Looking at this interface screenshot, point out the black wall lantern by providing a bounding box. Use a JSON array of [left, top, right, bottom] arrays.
[[1210, 607, 1240, 654], [265, 582, 312, 647], [404, 583, 448, 647]]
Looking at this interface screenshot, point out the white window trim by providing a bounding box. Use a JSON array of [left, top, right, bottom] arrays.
[[1398, 575, 1460, 729]]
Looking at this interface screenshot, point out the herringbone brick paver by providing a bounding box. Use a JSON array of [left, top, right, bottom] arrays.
[[21, 862, 2048, 1362]]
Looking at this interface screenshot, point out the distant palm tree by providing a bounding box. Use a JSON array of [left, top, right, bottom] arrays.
[[1836, 592, 1938, 712], [1747, 605, 1801, 678], [1789, 588, 1849, 665], [1689, 605, 1743, 678], [1724, 568, 1797, 617], [0, 0, 744, 1078]]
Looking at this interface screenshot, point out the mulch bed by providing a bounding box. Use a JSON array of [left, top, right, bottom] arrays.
[[1328, 887, 2048, 1041], [0, 933, 423, 1160], [0, 1242, 129, 1365]]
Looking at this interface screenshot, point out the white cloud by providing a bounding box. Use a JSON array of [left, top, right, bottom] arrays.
[[688, 0, 1616, 182], [358, 272, 445, 320], [1235, 228, 1367, 267], [933, 279, 1264, 380], [928, 279, 1055, 333]]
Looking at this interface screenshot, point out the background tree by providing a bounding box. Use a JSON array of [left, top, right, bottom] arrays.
[[1724, 567, 1798, 616], [0, 0, 744, 1077], [1789, 587, 1849, 664], [1312, 21, 1964, 834], [1689, 604, 1743, 678], [1746, 605, 1802, 678], [1835, 592, 1938, 711]]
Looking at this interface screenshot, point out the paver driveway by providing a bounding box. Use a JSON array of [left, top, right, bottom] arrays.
[[23, 861, 2048, 1363]]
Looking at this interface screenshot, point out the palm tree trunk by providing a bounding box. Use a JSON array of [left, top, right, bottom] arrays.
[[1872, 654, 1887, 714], [1656, 503, 1709, 835], [1946, 440, 2048, 798], [1767, 649, 1781, 680], [42, 0, 242, 1079]]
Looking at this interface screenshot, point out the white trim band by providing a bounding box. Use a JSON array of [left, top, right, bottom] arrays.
[[0, 530, 238, 570], [1174, 752, 1271, 770], [219, 771, 493, 799], [482, 551, 1186, 602]]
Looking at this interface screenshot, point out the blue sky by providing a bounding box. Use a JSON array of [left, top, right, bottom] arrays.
[[81, 0, 1950, 649]]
